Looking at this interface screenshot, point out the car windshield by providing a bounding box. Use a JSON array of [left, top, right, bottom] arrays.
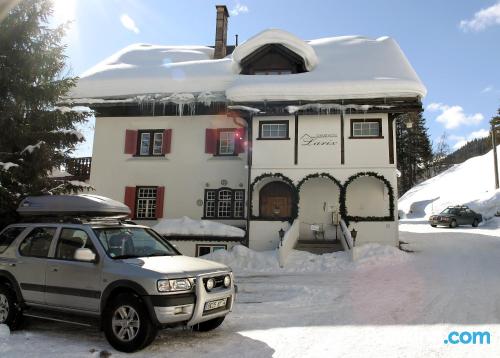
[[441, 208, 459, 215], [93, 227, 178, 259]]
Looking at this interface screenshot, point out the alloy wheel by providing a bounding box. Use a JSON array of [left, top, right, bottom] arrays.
[[0, 293, 9, 323], [111, 305, 140, 342]]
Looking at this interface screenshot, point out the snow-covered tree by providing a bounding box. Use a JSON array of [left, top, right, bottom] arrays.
[[0, 0, 91, 229]]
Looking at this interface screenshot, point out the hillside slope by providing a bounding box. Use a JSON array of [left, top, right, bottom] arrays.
[[399, 145, 500, 219]]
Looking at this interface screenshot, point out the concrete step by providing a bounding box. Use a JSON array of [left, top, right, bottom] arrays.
[[295, 239, 344, 254]]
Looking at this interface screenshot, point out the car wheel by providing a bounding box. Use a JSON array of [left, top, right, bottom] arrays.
[[450, 219, 457, 228], [430, 224, 437, 227], [0, 283, 23, 330], [472, 219, 479, 227], [103, 293, 157, 353], [193, 316, 225, 332]]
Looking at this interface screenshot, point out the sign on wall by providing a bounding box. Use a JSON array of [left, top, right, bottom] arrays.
[[300, 133, 338, 146]]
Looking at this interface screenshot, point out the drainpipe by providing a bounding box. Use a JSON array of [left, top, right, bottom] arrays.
[[245, 114, 253, 247]]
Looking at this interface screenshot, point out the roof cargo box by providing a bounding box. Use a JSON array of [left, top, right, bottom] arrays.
[[17, 195, 131, 217]]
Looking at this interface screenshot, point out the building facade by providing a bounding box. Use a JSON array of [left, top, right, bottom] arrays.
[[71, 6, 426, 256]]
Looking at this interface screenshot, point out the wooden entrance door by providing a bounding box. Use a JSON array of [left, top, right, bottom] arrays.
[[259, 182, 293, 219]]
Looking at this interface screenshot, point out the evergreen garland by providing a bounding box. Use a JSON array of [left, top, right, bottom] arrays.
[[340, 171, 395, 225]]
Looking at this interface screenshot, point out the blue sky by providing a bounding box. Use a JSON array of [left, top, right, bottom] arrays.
[[52, 0, 500, 156]]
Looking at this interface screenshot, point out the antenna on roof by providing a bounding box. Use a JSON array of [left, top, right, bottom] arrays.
[[235, 34, 239, 47]]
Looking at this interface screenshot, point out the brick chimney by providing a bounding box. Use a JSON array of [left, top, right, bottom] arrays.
[[214, 5, 229, 59]]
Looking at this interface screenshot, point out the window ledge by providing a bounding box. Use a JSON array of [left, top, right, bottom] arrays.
[[127, 156, 169, 161], [208, 156, 242, 161], [256, 137, 291, 140], [348, 136, 384, 139]]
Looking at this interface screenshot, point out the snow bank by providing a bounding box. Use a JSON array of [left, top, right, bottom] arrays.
[[152, 216, 245, 238], [352, 243, 410, 266], [399, 146, 500, 219], [205, 243, 410, 275], [0, 324, 10, 338], [71, 30, 426, 102]]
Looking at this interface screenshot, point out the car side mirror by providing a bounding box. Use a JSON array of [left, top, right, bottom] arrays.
[[74, 248, 96, 262]]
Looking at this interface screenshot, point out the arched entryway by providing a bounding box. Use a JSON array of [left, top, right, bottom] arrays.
[[343, 172, 394, 221], [259, 181, 294, 219], [297, 174, 342, 240]]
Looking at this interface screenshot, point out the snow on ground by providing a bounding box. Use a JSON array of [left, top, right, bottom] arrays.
[[2, 220, 500, 357], [399, 146, 500, 219], [152, 216, 245, 238]]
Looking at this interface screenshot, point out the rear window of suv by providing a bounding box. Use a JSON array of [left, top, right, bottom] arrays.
[[0, 227, 26, 253]]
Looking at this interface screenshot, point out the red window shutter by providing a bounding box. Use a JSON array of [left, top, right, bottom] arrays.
[[124, 187, 136, 218], [156, 186, 165, 219], [124, 130, 138, 154], [162, 129, 172, 154], [235, 128, 246, 154], [205, 128, 217, 154]]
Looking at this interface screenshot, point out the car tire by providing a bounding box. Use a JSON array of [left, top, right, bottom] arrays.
[[192, 316, 225, 332], [103, 293, 157, 353], [430, 224, 437, 227], [0, 283, 23, 330], [450, 219, 457, 228], [472, 219, 479, 227]]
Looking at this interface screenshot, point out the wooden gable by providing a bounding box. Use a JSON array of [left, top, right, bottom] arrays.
[[239, 44, 307, 75]]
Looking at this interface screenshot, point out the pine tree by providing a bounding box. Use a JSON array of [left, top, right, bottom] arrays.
[[396, 112, 434, 196], [0, 0, 91, 229]]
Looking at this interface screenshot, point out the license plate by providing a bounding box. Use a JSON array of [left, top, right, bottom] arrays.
[[204, 298, 228, 311]]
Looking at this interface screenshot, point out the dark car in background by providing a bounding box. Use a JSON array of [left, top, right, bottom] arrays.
[[429, 206, 483, 228]]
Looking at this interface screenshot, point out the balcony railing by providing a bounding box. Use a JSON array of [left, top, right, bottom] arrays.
[[66, 157, 92, 181]]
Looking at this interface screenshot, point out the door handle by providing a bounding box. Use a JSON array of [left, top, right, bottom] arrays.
[[8, 263, 16, 267], [50, 266, 59, 272]]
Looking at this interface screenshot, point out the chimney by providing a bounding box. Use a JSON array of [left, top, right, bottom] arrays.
[[214, 5, 229, 59]]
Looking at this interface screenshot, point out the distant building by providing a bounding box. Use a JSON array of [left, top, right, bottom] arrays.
[[70, 5, 426, 256]]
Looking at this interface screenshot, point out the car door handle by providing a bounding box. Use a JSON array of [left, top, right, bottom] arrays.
[[49, 266, 59, 272], [8, 263, 16, 267]]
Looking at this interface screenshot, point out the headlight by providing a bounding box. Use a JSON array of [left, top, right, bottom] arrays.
[[223, 275, 231, 287], [206, 278, 215, 291], [157, 278, 192, 292]]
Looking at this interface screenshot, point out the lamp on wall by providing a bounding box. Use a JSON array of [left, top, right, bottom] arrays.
[[350, 228, 358, 246], [278, 228, 285, 246]]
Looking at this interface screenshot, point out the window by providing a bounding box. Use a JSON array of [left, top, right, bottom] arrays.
[[55, 229, 97, 261], [204, 188, 245, 219], [196, 244, 227, 257], [258, 121, 289, 139], [0, 226, 25, 254], [218, 130, 236, 155], [138, 130, 163, 156], [350, 119, 382, 138], [19, 227, 56, 258], [136, 187, 157, 219]]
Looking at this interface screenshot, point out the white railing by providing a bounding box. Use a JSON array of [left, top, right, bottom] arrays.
[[339, 219, 354, 252], [277, 219, 300, 267]]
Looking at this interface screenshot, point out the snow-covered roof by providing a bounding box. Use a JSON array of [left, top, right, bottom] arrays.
[[71, 29, 426, 102], [153, 216, 245, 238]]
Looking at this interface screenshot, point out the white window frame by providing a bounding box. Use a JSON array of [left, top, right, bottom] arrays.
[[196, 244, 227, 257], [218, 130, 236, 155], [136, 187, 157, 219], [204, 188, 245, 219], [352, 120, 381, 138]]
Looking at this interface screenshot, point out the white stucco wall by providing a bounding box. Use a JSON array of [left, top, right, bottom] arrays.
[[249, 221, 290, 251], [90, 115, 248, 227]]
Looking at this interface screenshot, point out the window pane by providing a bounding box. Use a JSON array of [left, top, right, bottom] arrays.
[[152, 132, 163, 155], [140, 133, 150, 155], [136, 187, 157, 219], [0, 227, 25, 254], [19, 227, 56, 258], [261, 123, 287, 138], [198, 246, 211, 256], [219, 131, 235, 155], [56, 229, 96, 261], [353, 121, 380, 137]]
